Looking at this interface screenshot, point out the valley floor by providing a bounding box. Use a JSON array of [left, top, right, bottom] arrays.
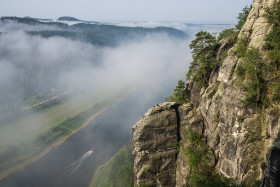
[[0, 87, 130, 180]]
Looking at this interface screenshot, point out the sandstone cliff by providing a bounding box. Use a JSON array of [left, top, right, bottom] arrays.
[[132, 0, 280, 186], [132, 102, 179, 186]]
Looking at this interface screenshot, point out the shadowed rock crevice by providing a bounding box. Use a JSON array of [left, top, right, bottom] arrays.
[[262, 142, 280, 187], [174, 105, 182, 143]]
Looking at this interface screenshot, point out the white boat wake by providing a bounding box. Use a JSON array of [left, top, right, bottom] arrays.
[[65, 150, 94, 175], [51, 148, 94, 185]]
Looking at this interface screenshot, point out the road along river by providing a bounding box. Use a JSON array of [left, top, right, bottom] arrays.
[[0, 89, 168, 187]]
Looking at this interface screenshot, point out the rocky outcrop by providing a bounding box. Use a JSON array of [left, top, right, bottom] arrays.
[[240, 0, 275, 49], [132, 0, 280, 186], [132, 102, 210, 186], [200, 0, 280, 183], [132, 102, 179, 186], [218, 0, 275, 83]]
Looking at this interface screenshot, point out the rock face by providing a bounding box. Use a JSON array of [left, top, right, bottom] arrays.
[[132, 102, 212, 186], [132, 102, 179, 186], [261, 142, 280, 187], [240, 0, 275, 49], [176, 104, 207, 186], [132, 0, 280, 186], [200, 0, 280, 183]]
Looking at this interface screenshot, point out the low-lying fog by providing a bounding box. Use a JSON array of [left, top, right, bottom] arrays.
[[0, 23, 190, 112], [0, 20, 191, 186], [0, 21, 191, 149]]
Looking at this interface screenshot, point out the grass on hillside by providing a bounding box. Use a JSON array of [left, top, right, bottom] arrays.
[[89, 142, 133, 187]]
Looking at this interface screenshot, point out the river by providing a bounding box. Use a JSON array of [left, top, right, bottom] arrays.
[[0, 88, 170, 187]]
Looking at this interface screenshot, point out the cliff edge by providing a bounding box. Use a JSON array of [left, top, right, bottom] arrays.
[[132, 0, 280, 186]]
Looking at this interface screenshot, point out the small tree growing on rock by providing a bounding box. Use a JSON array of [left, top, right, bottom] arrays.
[[187, 31, 219, 88], [169, 80, 187, 104]]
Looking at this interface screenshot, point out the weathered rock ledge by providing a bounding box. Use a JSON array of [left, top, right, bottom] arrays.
[[132, 102, 207, 186], [132, 102, 179, 186]]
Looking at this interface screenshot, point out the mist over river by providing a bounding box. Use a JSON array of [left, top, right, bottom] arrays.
[[0, 88, 176, 187], [0, 18, 230, 186]]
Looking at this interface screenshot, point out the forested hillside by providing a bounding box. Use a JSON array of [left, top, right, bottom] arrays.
[[1, 17, 187, 46]]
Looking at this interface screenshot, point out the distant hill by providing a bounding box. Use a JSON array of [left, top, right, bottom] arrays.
[[57, 16, 99, 24], [0, 17, 187, 46], [57, 16, 81, 21], [24, 16, 53, 22], [0, 16, 68, 27]]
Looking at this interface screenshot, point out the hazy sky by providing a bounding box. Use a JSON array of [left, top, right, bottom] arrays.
[[1, 0, 253, 23]]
